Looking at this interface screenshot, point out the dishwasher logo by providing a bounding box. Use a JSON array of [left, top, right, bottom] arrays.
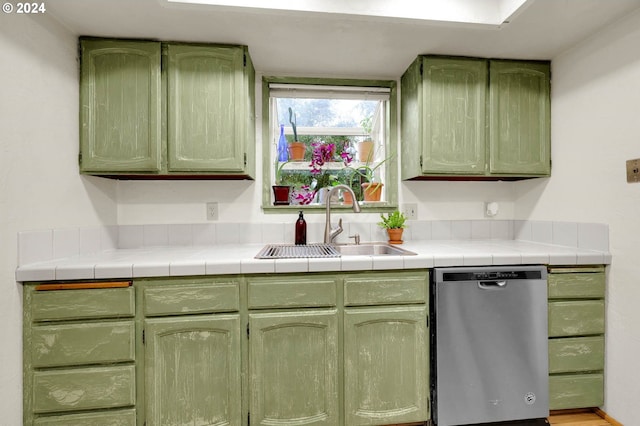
[[524, 392, 536, 405]]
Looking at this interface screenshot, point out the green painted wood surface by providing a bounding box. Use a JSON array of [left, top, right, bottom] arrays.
[[33, 408, 136, 426], [400, 57, 424, 180], [489, 60, 551, 175], [548, 272, 605, 299], [249, 309, 339, 426], [31, 321, 134, 368], [31, 287, 135, 322], [422, 57, 487, 174], [145, 314, 242, 426], [143, 281, 240, 316], [548, 300, 605, 337], [167, 44, 245, 172], [32, 365, 135, 413], [549, 336, 605, 374], [80, 39, 161, 173], [247, 275, 337, 309], [549, 373, 604, 410], [343, 271, 428, 306], [344, 306, 429, 425]]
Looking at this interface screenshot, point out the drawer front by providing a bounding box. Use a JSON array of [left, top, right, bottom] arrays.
[[144, 281, 240, 316], [31, 321, 135, 368], [549, 336, 605, 374], [248, 276, 337, 309], [344, 272, 428, 306], [549, 373, 604, 410], [32, 365, 135, 414], [548, 272, 605, 299], [34, 408, 136, 426], [31, 287, 135, 322], [548, 300, 605, 337]]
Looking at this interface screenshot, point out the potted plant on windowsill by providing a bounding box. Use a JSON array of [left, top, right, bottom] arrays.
[[377, 210, 407, 244], [288, 107, 306, 161], [272, 160, 291, 205], [349, 151, 393, 202]]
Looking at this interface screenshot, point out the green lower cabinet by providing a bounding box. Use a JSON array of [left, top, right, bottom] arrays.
[[547, 266, 606, 410], [144, 314, 242, 426], [33, 408, 136, 426], [249, 309, 339, 426], [344, 306, 429, 425]]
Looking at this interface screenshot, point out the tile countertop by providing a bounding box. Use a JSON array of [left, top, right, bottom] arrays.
[[15, 240, 612, 283]]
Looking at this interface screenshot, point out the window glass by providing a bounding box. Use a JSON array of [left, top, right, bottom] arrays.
[[265, 82, 394, 210]]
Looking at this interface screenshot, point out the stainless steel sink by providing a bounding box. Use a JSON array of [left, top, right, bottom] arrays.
[[333, 243, 417, 256], [255, 242, 416, 259]]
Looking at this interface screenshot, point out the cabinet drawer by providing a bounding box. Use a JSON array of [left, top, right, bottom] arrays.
[[31, 287, 134, 322], [143, 281, 239, 316], [549, 373, 604, 410], [32, 365, 135, 414], [34, 408, 136, 426], [548, 300, 605, 337], [548, 271, 605, 299], [248, 276, 337, 309], [344, 272, 428, 306], [549, 336, 605, 374], [31, 321, 135, 368]]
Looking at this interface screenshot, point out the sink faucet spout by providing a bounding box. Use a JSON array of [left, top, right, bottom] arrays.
[[324, 184, 361, 244]]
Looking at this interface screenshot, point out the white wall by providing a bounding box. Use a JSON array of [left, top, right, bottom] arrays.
[[0, 14, 118, 423], [515, 9, 640, 424]]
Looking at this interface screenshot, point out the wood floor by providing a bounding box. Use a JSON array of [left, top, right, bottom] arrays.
[[548, 409, 619, 426]]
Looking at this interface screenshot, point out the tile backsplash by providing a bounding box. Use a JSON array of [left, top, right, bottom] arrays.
[[17, 220, 610, 266]]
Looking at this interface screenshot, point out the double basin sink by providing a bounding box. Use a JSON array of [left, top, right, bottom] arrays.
[[255, 243, 416, 259]]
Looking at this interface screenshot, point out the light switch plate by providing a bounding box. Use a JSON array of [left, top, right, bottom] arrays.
[[627, 159, 640, 183]]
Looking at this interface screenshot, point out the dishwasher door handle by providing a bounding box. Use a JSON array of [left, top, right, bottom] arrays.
[[478, 280, 507, 289]]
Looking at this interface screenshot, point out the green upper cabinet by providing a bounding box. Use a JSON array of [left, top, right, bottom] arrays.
[[80, 39, 161, 173], [489, 60, 551, 175], [400, 55, 550, 180], [167, 44, 251, 173], [79, 38, 256, 179]]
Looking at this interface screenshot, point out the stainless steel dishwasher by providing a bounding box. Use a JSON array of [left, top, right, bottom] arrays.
[[432, 266, 549, 426]]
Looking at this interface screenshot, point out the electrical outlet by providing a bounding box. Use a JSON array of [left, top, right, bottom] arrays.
[[627, 158, 640, 183], [206, 202, 219, 221], [401, 203, 418, 220]]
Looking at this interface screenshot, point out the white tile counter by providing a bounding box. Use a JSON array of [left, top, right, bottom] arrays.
[[16, 239, 611, 282]]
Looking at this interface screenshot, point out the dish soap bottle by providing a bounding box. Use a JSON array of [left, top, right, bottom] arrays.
[[295, 211, 306, 245]]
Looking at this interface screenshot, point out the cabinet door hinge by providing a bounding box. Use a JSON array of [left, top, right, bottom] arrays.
[[78, 152, 82, 165], [244, 152, 247, 167], [248, 412, 250, 425], [246, 323, 250, 338], [426, 315, 429, 329], [243, 53, 247, 67], [419, 155, 423, 168], [419, 62, 423, 76], [142, 329, 145, 345]]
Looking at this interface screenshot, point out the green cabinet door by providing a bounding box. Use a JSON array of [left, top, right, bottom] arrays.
[[489, 60, 550, 175], [144, 314, 242, 426], [80, 39, 161, 173], [249, 310, 339, 426], [344, 306, 429, 425], [167, 44, 247, 172], [422, 57, 487, 174]]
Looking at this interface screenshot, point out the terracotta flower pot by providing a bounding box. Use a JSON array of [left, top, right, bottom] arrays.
[[386, 228, 404, 245], [358, 139, 374, 162], [361, 182, 383, 202], [272, 185, 291, 205], [288, 142, 306, 161], [342, 189, 354, 205]]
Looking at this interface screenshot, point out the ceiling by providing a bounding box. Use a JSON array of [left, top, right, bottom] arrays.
[[46, 0, 640, 79]]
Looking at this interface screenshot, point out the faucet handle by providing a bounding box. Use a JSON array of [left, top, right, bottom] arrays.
[[348, 234, 361, 245]]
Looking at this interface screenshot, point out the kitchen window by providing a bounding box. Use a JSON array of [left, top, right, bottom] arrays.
[[262, 77, 398, 212]]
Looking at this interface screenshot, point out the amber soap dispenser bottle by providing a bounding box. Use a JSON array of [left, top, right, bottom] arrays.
[[295, 211, 307, 245]]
